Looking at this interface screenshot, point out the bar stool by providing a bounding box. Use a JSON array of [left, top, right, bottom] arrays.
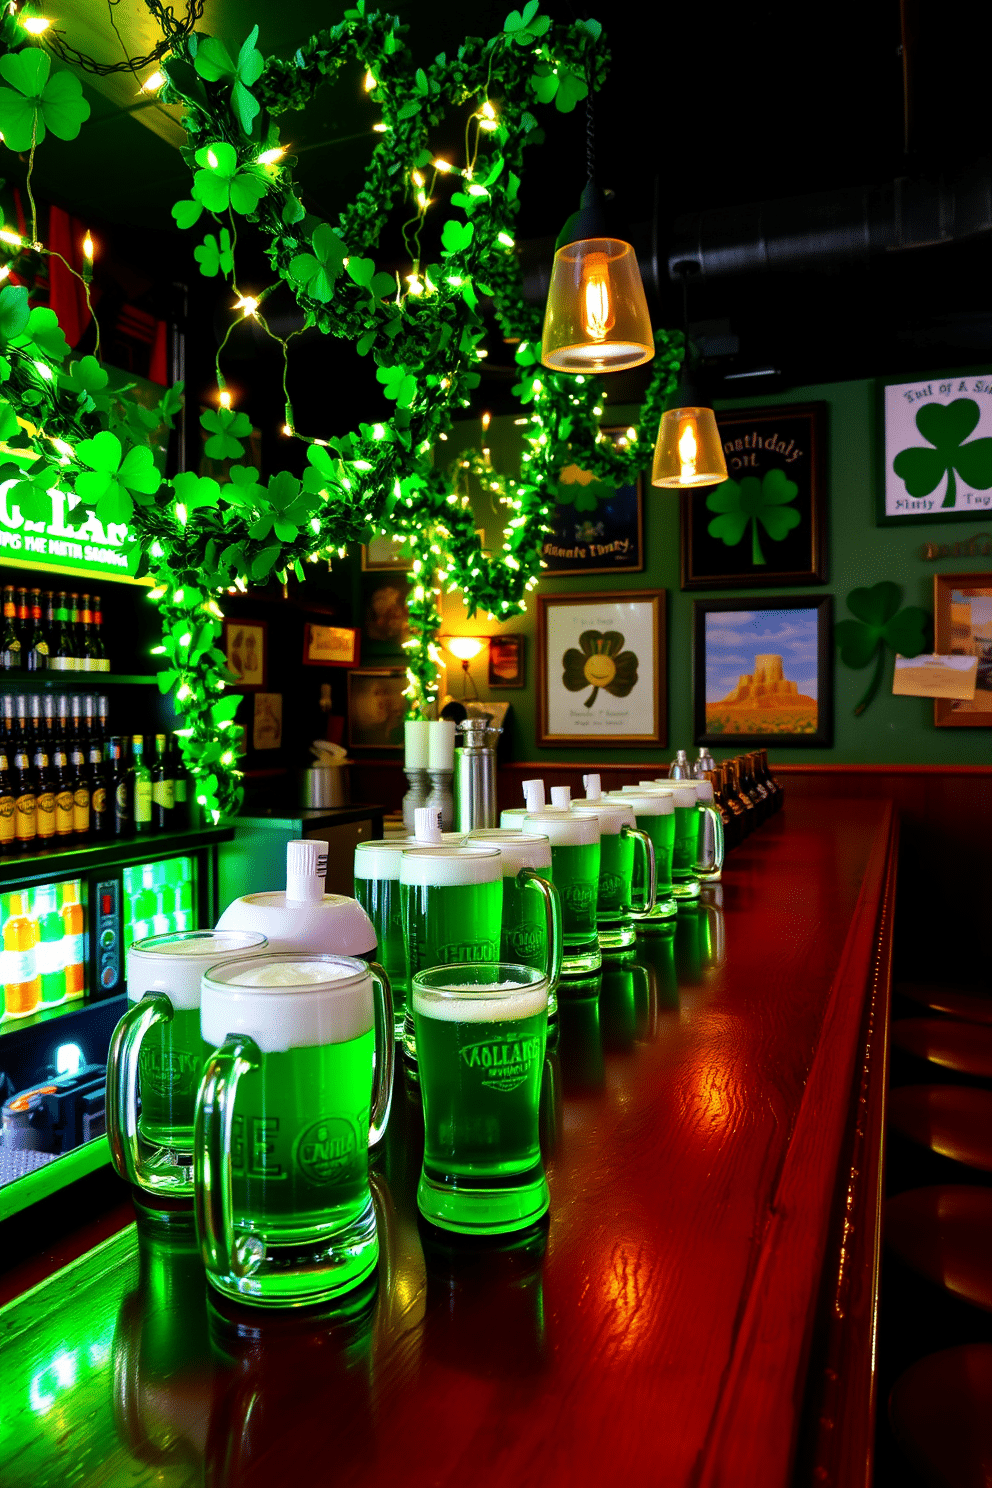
[[890, 1019, 992, 1079], [887, 1087, 992, 1174], [888, 1345, 992, 1488], [896, 983, 992, 1026], [885, 1187, 992, 1312]]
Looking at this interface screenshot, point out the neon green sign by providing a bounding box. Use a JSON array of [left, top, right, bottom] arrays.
[[0, 481, 143, 582]]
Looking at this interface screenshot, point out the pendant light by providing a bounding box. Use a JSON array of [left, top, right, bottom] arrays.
[[541, 103, 653, 374], [651, 264, 728, 489]]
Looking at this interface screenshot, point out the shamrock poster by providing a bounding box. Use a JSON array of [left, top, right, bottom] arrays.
[[542, 443, 644, 575], [881, 373, 992, 524], [536, 591, 666, 746], [680, 404, 826, 589]]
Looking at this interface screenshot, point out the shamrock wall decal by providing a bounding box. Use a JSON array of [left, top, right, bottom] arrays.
[[706, 467, 800, 566], [562, 630, 638, 709], [834, 581, 930, 715], [892, 399, 992, 510], [0, 49, 89, 151]]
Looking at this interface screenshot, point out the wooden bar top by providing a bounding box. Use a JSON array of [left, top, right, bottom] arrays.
[[0, 797, 896, 1488]]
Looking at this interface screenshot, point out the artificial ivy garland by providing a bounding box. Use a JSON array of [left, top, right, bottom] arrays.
[[0, 2, 680, 820]]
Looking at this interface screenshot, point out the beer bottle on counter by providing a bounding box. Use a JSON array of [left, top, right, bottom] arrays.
[[1, 695, 14, 752], [50, 592, 74, 671], [34, 743, 57, 845], [77, 595, 93, 672], [12, 738, 36, 849], [13, 694, 29, 747], [69, 695, 86, 767], [69, 594, 83, 665], [152, 732, 174, 830], [25, 588, 48, 671], [55, 694, 70, 753], [132, 733, 153, 834], [15, 588, 30, 659], [0, 747, 14, 851], [171, 732, 191, 829], [96, 694, 109, 746], [42, 589, 56, 653], [71, 746, 90, 838], [28, 693, 42, 748], [2, 584, 22, 670], [88, 593, 110, 672], [111, 736, 132, 837], [52, 745, 75, 840], [89, 739, 109, 838]]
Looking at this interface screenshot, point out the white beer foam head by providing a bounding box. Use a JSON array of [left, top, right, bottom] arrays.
[[522, 810, 598, 846], [605, 790, 674, 817], [694, 781, 715, 803], [399, 845, 501, 887], [499, 808, 529, 831], [127, 930, 267, 1011], [467, 830, 552, 875], [355, 834, 467, 880], [572, 801, 635, 836], [201, 954, 374, 1052], [215, 892, 376, 957], [648, 783, 699, 809], [412, 980, 548, 1023]]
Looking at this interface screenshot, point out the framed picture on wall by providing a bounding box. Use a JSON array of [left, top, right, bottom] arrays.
[[680, 403, 827, 588], [693, 596, 833, 747], [360, 573, 410, 659], [536, 590, 666, 747], [361, 534, 413, 570], [541, 431, 644, 576], [488, 633, 525, 688], [223, 619, 267, 689], [303, 623, 360, 667], [346, 668, 407, 749], [878, 370, 992, 525], [933, 571, 992, 726]]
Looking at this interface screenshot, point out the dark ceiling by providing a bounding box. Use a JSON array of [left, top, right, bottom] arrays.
[[15, 0, 992, 458]]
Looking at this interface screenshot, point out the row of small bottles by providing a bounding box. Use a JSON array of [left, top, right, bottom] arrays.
[[0, 730, 193, 853], [669, 747, 783, 849], [2, 886, 85, 1018], [1, 585, 110, 672]]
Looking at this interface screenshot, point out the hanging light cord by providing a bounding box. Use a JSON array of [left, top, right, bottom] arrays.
[[585, 93, 595, 185]]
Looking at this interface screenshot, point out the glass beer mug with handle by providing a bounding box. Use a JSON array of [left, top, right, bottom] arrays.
[[107, 929, 268, 1197], [195, 953, 394, 1307], [691, 780, 725, 883], [573, 773, 656, 952], [466, 829, 563, 1008]]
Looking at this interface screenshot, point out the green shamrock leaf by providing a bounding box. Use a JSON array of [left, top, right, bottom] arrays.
[[376, 364, 418, 408], [11, 470, 52, 523], [288, 224, 347, 303], [193, 227, 234, 278], [835, 581, 931, 715], [194, 26, 265, 135], [222, 463, 263, 508], [248, 468, 317, 542], [191, 141, 267, 216], [0, 397, 19, 442], [17, 304, 70, 363], [73, 430, 161, 525], [0, 284, 28, 350], [706, 467, 800, 565], [173, 471, 221, 511], [554, 68, 589, 112], [66, 355, 109, 395], [172, 199, 204, 231], [441, 219, 474, 254], [505, 0, 551, 43], [562, 630, 639, 709], [302, 442, 343, 497], [892, 399, 992, 510], [201, 405, 252, 460], [0, 50, 90, 152]]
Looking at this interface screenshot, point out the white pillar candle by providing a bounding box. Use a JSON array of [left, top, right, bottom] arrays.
[[427, 719, 456, 770], [404, 719, 430, 769]]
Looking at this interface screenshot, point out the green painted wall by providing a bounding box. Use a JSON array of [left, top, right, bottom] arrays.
[[441, 376, 992, 764]]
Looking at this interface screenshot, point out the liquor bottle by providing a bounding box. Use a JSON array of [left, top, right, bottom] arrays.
[[55, 693, 70, 753], [69, 594, 83, 667], [89, 739, 109, 838], [704, 766, 739, 852], [61, 883, 85, 1000], [42, 590, 56, 656], [741, 753, 768, 824], [12, 739, 35, 850], [171, 732, 191, 829], [82, 693, 97, 745], [28, 693, 42, 749], [96, 694, 109, 746], [71, 744, 90, 838], [50, 592, 75, 671], [77, 594, 93, 672], [34, 743, 57, 845], [152, 731, 174, 830], [3, 892, 40, 1017], [40, 693, 56, 753], [724, 759, 755, 836], [13, 694, 29, 746], [111, 736, 133, 837], [69, 694, 86, 769], [33, 883, 66, 1007], [1, 695, 14, 755], [52, 745, 75, 839], [89, 593, 110, 672], [24, 589, 49, 672], [760, 748, 783, 811], [1, 583, 22, 670], [132, 733, 153, 833], [0, 747, 14, 852], [15, 587, 30, 661]]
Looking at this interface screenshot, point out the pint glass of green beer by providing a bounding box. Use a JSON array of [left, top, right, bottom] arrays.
[[608, 790, 677, 928], [645, 782, 705, 900], [195, 953, 394, 1306], [522, 809, 601, 974], [413, 962, 549, 1234], [399, 845, 502, 1056], [467, 829, 563, 1011], [107, 929, 268, 1197], [354, 838, 411, 1038], [572, 800, 656, 952]]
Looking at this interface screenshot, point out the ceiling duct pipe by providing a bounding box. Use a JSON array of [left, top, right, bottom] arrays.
[[667, 161, 992, 280]]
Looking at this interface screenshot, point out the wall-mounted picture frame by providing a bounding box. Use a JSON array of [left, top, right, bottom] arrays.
[[361, 534, 414, 571], [693, 596, 833, 748], [346, 668, 407, 749], [302, 623, 360, 668], [878, 370, 992, 525], [536, 590, 666, 748], [252, 692, 282, 750], [488, 633, 525, 688], [223, 619, 267, 690], [541, 430, 644, 576], [360, 573, 410, 660], [680, 403, 827, 589], [932, 571, 992, 727]]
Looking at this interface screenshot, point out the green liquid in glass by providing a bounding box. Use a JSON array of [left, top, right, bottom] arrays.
[[355, 874, 406, 1034], [549, 840, 600, 967], [137, 1004, 209, 1150], [671, 804, 701, 899], [500, 872, 550, 970], [630, 809, 677, 924]]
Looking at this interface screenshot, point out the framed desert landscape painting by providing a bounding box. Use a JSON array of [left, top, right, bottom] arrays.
[[693, 596, 833, 747], [933, 571, 992, 726]]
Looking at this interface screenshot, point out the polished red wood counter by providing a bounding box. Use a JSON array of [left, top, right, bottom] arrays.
[[0, 798, 896, 1488]]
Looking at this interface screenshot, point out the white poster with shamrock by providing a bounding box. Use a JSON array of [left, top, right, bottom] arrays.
[[883, 373, 992, 521], [538, 592, 665, 746]]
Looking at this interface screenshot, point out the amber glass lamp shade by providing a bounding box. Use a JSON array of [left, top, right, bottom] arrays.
[[541, 237, 654, 373], [651, 406, 728, 489]]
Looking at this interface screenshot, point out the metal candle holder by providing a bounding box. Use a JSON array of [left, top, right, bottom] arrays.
[[424, 769, 455, 831], [402, 768, 430, 833]]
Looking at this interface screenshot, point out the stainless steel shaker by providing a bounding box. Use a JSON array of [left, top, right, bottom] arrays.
[[454, 719, 502, 830]]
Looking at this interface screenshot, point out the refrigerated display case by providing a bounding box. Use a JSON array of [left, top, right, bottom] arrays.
[[0, 825, 233, 1218]]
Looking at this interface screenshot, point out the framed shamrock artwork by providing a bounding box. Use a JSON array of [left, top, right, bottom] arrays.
[[536, 591, 666, 747], [879, 371, 992, 524], [680, 404, 827, 589], [542, 430, 644, 575]]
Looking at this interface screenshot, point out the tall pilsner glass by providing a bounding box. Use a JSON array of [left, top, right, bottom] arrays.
[[107, 929, 267, 1197]]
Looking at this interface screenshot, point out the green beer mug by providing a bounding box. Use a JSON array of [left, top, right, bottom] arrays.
[[522, 808, 601, 975], [412, 961, 550, 1235], [607, 790, 677, 927], [572, 798, 656, 952], [399, 845, 503, 1057], [498, 807, 529, 831], [107, 929, 268, 1197], [466, 829, 563, 1007], [195, 953, 395, 1307], [692, 780, 725, 883], [353, 838, 411, 1039]]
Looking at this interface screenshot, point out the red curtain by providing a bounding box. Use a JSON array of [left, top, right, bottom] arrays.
[[47, 204, 91, 349]]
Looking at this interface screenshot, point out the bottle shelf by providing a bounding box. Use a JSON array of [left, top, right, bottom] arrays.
[[0, 673, 159, 690], [0, 823, 235, 885]]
